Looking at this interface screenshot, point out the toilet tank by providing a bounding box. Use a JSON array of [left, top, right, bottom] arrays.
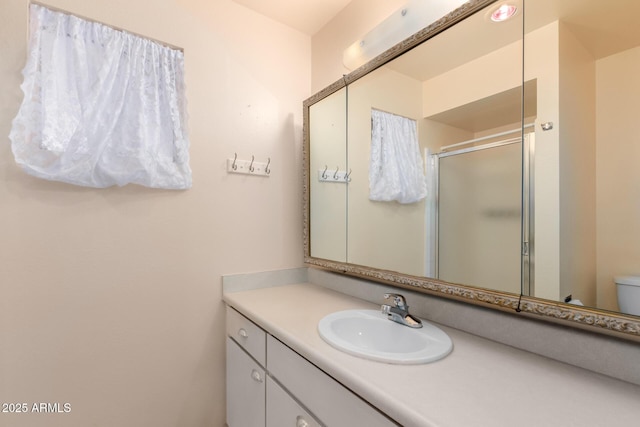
[[615, 276, 640, 316]]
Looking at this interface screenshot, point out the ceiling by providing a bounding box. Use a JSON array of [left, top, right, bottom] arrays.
[[232, 0, 353, 35], [389, 0, 640, 82]]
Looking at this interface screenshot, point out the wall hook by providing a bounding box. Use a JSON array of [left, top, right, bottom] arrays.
[[333, 166, 340, 179], [227, 154, 270, 177], [345, 168, 352, 182], [322, 165, 328, 179]]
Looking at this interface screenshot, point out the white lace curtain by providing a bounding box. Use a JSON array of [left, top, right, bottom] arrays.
[[369, 109, 427, 203], [10, 4, 191, 189]]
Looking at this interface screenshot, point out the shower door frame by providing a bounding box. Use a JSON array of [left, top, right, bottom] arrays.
[[433, 132, 535, 295]]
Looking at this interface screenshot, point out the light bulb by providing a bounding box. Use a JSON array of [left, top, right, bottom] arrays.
[[491, 4, 517, 22]]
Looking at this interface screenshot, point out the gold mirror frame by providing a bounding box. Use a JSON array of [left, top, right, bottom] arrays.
[[303, 0, 640, 341]]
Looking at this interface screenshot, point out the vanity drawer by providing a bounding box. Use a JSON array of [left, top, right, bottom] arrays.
[[226, 306, 266, 366], [267, 335, 399, 427]]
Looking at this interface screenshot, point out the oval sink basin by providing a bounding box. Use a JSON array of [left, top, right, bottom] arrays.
[[318, 309, 452, 364]]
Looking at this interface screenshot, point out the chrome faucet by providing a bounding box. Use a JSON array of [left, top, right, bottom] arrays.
[[381, 293, 423, 328]]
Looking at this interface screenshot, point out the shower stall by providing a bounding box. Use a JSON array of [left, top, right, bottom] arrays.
[[427, 130, 534, 295]]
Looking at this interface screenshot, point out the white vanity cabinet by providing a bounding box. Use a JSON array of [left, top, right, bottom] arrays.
[[226, 337, 266, 427], [226, 306, 398, 427], [226, 306, 320, 427], [226, 306, 267, 427]]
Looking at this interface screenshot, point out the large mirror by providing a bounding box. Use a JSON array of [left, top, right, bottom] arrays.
[[304, 0, 640, 339]]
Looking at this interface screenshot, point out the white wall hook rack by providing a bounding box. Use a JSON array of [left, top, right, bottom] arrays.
[[227, 154, 271, 177]]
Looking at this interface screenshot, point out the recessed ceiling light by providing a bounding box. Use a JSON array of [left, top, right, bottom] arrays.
[[490, 4, 518, 22]]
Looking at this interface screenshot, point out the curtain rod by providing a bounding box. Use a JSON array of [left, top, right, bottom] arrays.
[[29, 1, 184, 52], [440, 123, 534, 152], [371, 107, 416, 122]]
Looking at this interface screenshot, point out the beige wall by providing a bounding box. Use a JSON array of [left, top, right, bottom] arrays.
[[596, 46, 640, 311], [524, 21, 561, 301], [0, 1, 309, 426], [422, 41, 522, 119], [558, 22, 597, 305]]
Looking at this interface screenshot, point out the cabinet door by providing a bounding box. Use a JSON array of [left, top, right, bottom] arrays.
[[226, 337, 265, 427], [266, 377, 321, 427]]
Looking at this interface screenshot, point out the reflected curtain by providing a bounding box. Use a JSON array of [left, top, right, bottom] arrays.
[[369, 109, 426, 203], [9, 4, 191, 189]]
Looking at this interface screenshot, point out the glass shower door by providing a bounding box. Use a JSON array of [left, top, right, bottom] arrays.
[[437, 140, 523, 294]]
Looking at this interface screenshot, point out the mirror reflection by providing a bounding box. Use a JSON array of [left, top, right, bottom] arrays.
[[347, 0, 525, 292], [309, 88, 347, 262], [524, 0, 640, 315], [311, 0, 525, 292], [308, 0, 640, 320]]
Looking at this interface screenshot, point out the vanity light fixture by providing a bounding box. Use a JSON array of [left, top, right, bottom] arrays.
[[490, 4, 518, 22], [342, 0, 467, 70]]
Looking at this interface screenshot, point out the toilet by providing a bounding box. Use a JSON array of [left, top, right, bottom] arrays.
[[615, 276, 640, 316]]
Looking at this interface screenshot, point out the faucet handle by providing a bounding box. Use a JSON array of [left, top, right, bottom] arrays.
[[383, 293, 407, 309]]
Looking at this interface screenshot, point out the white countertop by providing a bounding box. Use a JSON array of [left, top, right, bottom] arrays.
[[223, 282, 640, 427]]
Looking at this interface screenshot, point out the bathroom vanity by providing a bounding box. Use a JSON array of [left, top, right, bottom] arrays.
[[223, 274, 640, 427], [226, 306, 396, 427]]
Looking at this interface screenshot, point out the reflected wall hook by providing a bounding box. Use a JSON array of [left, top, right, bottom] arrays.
[[249, 155, 255, 172], [265, 158, 271, 175], [318, 166, 350, 183], [232, 153, 238, 170]]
